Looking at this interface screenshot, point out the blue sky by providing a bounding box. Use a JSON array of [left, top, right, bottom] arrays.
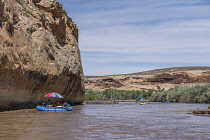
[[58, 0, 210, 76]]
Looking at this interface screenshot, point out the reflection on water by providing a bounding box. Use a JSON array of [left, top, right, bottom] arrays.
[[0, 102, 210, 140]]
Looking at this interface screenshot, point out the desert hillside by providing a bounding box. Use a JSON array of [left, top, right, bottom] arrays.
[[85, 67, 210, 91]]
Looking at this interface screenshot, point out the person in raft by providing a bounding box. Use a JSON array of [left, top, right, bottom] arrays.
[[48, 99, 53, 105], [42, 102, 46, 107], [62, 102, 68, 107], [55, 100, 62, 106]]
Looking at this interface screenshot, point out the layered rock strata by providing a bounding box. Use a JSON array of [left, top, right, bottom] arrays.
[[85, 67, 210, 91], [0, 0, 84, 110]]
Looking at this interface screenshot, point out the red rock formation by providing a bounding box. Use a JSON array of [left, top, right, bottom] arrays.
[[0, 0, 84, 110]]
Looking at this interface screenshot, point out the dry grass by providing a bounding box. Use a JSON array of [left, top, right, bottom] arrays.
[[13, 31, 31, 47], [0, 35, 5, 44], [7, 0, 16, 13]]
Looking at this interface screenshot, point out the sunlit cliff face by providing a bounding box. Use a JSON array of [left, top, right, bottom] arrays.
[[0, 0, 85, 110]]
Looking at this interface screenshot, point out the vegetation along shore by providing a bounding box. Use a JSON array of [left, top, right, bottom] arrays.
[[85, 84, 210, 104]]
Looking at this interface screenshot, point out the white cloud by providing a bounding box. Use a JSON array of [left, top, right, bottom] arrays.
[[70, 0, 210, 27], [80, 19, 210, 54], [58, 0, 210, 75]]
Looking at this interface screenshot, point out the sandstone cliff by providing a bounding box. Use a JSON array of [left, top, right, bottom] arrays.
[[0, 0, 84, 110], [85, 67, 210, 91]]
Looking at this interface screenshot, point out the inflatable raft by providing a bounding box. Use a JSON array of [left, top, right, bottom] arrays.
[[139, 102, 146, 105], [36, 105, 73, 111], [162, 101, 170, 103]]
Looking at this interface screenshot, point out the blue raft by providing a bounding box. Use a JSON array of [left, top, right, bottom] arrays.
[[162, 101, 170, 103], [36, 105, 73, 111]]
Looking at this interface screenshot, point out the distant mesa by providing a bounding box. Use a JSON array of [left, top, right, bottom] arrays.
[[85, 66, 210, 91]]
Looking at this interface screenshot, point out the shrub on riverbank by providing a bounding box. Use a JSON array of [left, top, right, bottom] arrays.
[[85, 88, 154, 101], [86, 84, 210, 103], [149, 84, 210, 103]]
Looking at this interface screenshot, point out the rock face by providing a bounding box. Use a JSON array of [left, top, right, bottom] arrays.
[[85, 67, 210, 91], [0, 0, 85, 110]]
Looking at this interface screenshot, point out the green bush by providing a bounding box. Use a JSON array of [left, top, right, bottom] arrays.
[[85, 84, 210, 103], [40, 10, 45, 13], [85, 88, 154, 101], [16, 0, 24, 6], [149, 84, 210, 103]]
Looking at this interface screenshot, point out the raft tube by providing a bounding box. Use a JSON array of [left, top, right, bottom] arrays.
[[36, 106, 73, 111]]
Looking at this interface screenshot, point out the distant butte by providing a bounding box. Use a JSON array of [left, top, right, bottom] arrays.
[[85, 67, 210, 91]]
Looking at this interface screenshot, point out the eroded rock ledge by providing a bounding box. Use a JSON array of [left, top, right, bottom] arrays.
[[0, 0, 84, 110], [85, 67, 210, 91]]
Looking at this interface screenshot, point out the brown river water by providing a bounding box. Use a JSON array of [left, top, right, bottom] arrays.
[[0, 102, 209, 140]]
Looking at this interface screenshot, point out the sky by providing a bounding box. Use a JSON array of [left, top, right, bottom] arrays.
[[58, 0, 210, 76]]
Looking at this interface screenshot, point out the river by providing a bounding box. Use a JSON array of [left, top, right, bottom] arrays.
[[0, 102, 209, 140]]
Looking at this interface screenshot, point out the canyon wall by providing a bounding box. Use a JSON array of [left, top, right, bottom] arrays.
[[0, 0, 85, 110]]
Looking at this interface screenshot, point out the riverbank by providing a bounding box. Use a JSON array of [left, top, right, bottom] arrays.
[[193, 109, 210, 115], [85, 100, 118, 104], [85, 100, 146, 104]]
